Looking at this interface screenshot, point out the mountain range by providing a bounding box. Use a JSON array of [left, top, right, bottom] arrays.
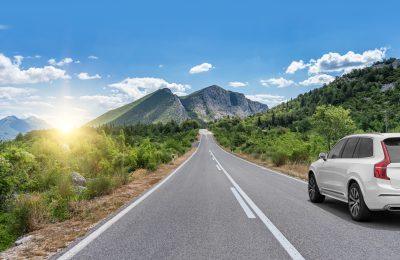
[[0, 116, 51, 140], [88, 85, 268, 126]]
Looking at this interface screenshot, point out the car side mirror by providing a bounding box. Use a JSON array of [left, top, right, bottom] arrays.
[[319, 152, 327, 161]]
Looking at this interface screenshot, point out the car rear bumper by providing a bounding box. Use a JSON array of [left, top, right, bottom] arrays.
[[364, 180, 400, 210]]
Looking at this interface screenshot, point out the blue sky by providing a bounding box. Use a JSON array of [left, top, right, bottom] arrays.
[[1, 0, 399, 128]]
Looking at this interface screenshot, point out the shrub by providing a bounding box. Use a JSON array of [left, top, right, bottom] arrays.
[[0, 156, 13, 207], [0, 213, 17, 251], [290, 146, 310, 163], [113, 170, 131, 187], [12, 194, 49, 234], [86, 175, 113, 199], [271, 151, 289, 166], [45, 175, 75, 221]]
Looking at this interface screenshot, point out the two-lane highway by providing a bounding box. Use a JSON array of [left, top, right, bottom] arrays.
[[58, 130, 400, 260]]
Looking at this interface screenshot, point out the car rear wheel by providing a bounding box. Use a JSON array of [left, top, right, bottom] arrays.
[[308, 174, 325, 203], [348, 182, 371, 221]]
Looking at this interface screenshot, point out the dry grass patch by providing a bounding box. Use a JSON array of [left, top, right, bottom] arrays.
[[225, 148, 309, 181]]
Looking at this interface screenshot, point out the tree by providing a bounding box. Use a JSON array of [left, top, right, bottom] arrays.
[[311, 105, 356, 150]]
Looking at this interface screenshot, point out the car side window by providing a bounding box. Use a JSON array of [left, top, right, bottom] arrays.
[[328, 139, 347, 159], [341, 137, 359, 158], [353, 138, 373, 158]]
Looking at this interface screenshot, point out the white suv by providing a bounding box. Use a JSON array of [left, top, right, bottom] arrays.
[[308, 133, 400, 221]]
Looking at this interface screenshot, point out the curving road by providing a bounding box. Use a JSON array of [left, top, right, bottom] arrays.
[[57, 130, 400, 260]]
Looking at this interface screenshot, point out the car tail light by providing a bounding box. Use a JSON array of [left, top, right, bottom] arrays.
[[374, 141, 391, 180]]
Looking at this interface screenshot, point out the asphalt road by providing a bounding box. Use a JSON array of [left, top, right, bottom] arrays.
[[58, 130, 400, 260]]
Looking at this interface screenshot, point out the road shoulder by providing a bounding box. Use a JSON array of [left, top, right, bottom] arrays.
[[215, 141, 308, 182]]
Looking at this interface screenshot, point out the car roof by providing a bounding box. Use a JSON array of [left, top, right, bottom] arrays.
[[345, 133, 400, 139]]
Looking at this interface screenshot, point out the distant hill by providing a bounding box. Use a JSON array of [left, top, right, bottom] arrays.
[[252, 58, 400, 132], [0, 116, 51, 140], [88, 85, 268, 127]]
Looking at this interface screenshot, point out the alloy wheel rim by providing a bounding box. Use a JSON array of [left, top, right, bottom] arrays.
[[349, 187, 360, 217], [308, 177, 316, 198]]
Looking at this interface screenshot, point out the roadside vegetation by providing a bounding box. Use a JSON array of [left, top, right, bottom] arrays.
[[0, 120, 199, 251], [211, 59, 400, 173]]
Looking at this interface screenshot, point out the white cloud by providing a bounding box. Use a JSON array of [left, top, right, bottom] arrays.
[[20, 101, 55, 109], [77, 72, 101, 80], [158, 64, 164, 68], [88, 55, 99, 60], [0, 53, 70, 84], [228, 81, 248, 87], [260, 77, 295, 88], [286, 60, 307, 74], [189, 63, 214, 74], [79, 95, 126, 109], [0, 24, 9, 30], [0, 87, 36, 100], [246, 94, 286, 107], [285, 48, 387, 75], [48, 57, 77, 66], [299, 74, 335, 86], [109, 77, 190, 100], [308, 48, 386, 74]]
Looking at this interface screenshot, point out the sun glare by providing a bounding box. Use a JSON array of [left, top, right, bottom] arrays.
[[52, 112, 82, 134], [58, 123, 74, 133]]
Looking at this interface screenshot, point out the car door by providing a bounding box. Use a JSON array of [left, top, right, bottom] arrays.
[[333, 137, 360, 196], [318, 138, 347, 192]]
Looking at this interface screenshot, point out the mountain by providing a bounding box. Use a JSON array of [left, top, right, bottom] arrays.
[[180, 85, 268, 121], [252, 58, 400, 132], [88, 85, 268, 127], [88, 88, 190, 126], [0, 116, 51, 140]]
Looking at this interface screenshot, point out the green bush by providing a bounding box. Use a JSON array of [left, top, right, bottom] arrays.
[[271, 151, 289, 166], [45, 175, 75, 221], [0, 156, 13, 207], [0, 213, 18, 251], [12, 194, 49, 234], [86, 175, 114, 199]]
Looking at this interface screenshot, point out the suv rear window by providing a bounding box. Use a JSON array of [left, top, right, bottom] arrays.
[[353, 138, 373, 158], [384, 138, 400, 163]]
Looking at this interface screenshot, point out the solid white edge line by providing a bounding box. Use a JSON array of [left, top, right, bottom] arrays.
[[230, 187, 256, 219], [211, 150, 305, 260], [213, 138, 307, 184], [57, 135, 203, 260]]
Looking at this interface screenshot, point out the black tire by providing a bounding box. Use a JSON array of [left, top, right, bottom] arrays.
[[308, 174, 325, 203], [348, 182, 371, 221]]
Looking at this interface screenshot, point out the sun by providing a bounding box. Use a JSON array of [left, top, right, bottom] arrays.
[[58, 123, 74, 133], [51, 105, 85, 134], [53, 115, 79, 134]]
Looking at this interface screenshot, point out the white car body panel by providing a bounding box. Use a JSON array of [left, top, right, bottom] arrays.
[[310, 133, 400, 211]]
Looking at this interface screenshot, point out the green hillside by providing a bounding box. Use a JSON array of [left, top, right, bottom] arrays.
[[210, 58, 400, 167], [111, 88, 189, 125], [86, 94, 150, 127], [256, 58, 400, 132]]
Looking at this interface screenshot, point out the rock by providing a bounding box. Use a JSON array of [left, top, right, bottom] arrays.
[[381, 82, 396, 92], [74, 185, 87, 195], [71, 172, 86, 186], [14, 235, 33, 246]]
